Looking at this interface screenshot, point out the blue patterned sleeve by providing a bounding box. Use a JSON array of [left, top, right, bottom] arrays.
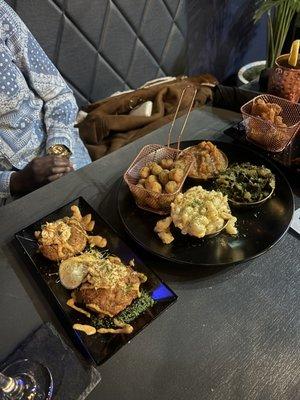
[[0, 170, 13, 198], [3, 2, 78, 152]]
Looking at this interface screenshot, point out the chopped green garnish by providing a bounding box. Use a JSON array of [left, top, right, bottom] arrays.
[[91, 290, 155, 329]]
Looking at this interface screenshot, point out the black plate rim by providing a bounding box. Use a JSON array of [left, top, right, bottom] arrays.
[[14, 196, 178, 365], [117, 139, 295, 267]]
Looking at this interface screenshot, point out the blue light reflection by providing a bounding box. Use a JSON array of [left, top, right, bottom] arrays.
[[152, 283, 175, 301]]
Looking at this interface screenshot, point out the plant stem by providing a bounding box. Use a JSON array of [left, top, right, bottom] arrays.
[[268, 1, 296, 67], [255, 0, 299, 67], [274, 3, 285, 65], [267, 12, 275, 68]]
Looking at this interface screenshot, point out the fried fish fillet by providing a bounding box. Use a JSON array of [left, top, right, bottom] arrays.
[[75, 275, 142, 317], [66, 252, 147, 317]]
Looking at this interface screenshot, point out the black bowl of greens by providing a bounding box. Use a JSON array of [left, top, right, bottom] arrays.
[[215, 162, 276, 207]]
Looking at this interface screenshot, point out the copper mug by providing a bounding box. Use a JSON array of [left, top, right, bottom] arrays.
[[268, 54, 300, 103]]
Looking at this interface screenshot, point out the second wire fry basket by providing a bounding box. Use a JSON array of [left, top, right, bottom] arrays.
[[124, 87, 197, 215], [241, 94, 300, 153]]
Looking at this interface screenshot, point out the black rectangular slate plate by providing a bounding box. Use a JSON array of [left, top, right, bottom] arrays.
[[15, 197, 177, 365]]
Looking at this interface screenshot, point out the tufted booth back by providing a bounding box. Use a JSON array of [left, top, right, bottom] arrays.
[[7, 0, 187, 107]]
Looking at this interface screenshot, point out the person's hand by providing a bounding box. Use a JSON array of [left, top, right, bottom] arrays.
[[10, 155, 74, 195]]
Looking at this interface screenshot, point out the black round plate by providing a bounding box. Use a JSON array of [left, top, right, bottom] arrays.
[[117, 141, 294, 266]]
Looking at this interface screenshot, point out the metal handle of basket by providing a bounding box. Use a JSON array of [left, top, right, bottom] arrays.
[[167, 86, 198, 151]]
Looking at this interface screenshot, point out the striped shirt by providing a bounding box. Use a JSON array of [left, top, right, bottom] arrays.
[[0, 1, 91, 200]]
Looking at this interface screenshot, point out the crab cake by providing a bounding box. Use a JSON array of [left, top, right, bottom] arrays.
[[35, 217, 87, 261]]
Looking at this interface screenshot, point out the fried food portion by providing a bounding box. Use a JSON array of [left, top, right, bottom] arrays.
[[136, 159, 188, 195], [133, 157, 191, 212], [248, 98, 289, 149], [160, 158, 174, 169], [178, 141, 227, 180], [88, 235, 107, 248], [145, 180, 162, 193], [65, 251, 147, 318], [251, 98, 285, 125], [139, 166, 150, 179], [35, 218, 87, 261], [168, 168, 184, 183], [165, 181, 178, 194], [77, 285, 139, 318], [154, 216, 174, 244], [35, 205, 107, 261]]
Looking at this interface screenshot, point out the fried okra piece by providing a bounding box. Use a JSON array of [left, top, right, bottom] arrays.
[[165, 180, 178, 194], [150, 163, 163, 176], [173, 160, 187, 170], [160, 159, 174, 169], [158, 170, 170, 186], [168, 168, 184, 183], [139, 166, 150, 179], [147, 174, 158, 183], [145, 181, 162, 193]]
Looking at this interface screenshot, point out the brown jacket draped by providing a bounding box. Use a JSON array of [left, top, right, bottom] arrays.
[[77, 74, 217, 160]]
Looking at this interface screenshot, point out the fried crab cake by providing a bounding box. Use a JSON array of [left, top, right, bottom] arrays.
[[35, 205, 107, 261], [35, 218, 87, 261]]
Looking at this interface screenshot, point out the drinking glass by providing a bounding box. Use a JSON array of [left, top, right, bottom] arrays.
[[0, 359, 53, 399], [268, 54, 300, 103]]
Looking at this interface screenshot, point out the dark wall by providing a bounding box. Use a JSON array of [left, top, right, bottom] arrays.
[[7, 0, 188, 106], [6, 0, 266, 96], [186, 0, 267, 83]]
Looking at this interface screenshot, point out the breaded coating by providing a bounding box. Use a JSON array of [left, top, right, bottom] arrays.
[[37, 218, 87, 261], [70, 252, 147, 317], [36, 205, 107, 261], [154, 217, 174, 244]]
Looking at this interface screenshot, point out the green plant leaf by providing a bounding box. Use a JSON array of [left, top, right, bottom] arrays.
[[254, 0, 282, 22], [254, 0, 299, 66]]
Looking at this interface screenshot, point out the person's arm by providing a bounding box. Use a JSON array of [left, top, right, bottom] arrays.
[[212, 85, 260, 112], [0, 170, 14, 199], [3, 3, 78, 153], [8, 156, 74, 197], [0, 155, 73, 199]]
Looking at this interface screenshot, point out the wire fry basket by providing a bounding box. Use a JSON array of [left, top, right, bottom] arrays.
[[124, 87, 197, 215], [241, 94, 300, 153]]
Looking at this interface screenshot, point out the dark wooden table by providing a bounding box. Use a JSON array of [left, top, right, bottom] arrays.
[[0, 107, 299, 400]]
